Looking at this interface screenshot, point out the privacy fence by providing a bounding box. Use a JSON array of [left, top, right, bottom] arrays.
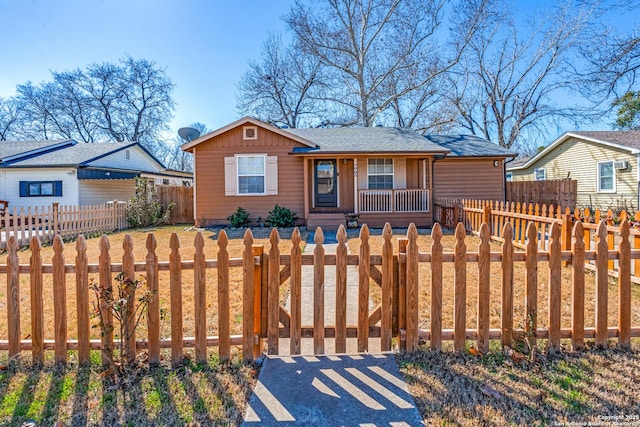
[[506, 179, 577, 209], [0, 202, 128, 250], [1, 221, 637, 365]]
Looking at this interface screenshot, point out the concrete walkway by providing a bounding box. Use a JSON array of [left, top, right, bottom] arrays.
[[242, 354, 422, 426], [243, 231, 422, 426]]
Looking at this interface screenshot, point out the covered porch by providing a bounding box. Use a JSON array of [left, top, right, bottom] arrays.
[[302, 156, 434, 228]]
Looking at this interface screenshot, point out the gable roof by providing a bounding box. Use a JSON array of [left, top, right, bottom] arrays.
[[288, 127, 449, 154], [0, 140, 167, 171], [181, 116, 317, 152], [507, 130, 640, 171], [0, 139, 74, 164], [422, 134, 516, 157]]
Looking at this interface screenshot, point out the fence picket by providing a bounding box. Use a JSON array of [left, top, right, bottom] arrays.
[[454, 223, 467, 353], [98, 235, 113, 366], [548, 222, 561, 351], [75, 235, 90, 364], [430, 224, 443, 350], [406, 224, 419, 352], [218, 230, 230, 359], [194, 232, 207, 363], [477, 223, 490, 354], [595, 221, 608, 347], [30, 236, 44, 364], [501, 223, 514, 348], [381, 223, 394, 352], [146, 234, 160, 365], [169, 234, 183, 365], [267, 229, 280, 355], [122, 234, 136, 362], [53, 236, 67, 364], [7, 236, 20, 358], [290, 228, 302, 355], [242, 229, 254, 361], [525, 223, 538, 348], [358, 224, 371, 352], [313, 227, 325, 354], [336, 226, 348, 353], [618, 220, 631, 348]]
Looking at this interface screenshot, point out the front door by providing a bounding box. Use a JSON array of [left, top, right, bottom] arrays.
[[314, 159, 338, 207]]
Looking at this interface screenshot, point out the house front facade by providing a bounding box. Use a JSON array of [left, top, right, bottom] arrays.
[[0, 139, 192, 210], [183, 117, 515, 228], [507, 131, 640, 210]]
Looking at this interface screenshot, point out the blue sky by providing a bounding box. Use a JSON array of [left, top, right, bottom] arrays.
[[0, 0, 292, 135], [0, 0, 637, 140]]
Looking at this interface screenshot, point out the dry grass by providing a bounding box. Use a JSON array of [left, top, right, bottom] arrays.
[[399, 343, 640, 426]]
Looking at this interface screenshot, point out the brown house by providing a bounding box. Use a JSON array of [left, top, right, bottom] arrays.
[[181, 117, 515, 228]]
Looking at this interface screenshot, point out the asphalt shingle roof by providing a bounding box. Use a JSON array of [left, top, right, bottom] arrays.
[[287, 127, 448, 153], [8, 141, 137, 166], [423, 134, 516, 157], [0, 140, 71, 162], [571, 130, 640, 150]]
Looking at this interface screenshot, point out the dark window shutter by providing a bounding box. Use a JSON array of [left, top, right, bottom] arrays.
[[54, 181, 63, 196], [19, 181, 28, 197]]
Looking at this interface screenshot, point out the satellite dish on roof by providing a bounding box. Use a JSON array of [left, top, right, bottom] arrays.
[[178, 127, 201, 142]]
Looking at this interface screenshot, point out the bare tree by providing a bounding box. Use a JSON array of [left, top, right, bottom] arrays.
[[236, 34, 326, 128], [0, 97, 23, 141], [448, 1, 596, 149], [13, 57, 175, 153], [286, 0, 473, 127]]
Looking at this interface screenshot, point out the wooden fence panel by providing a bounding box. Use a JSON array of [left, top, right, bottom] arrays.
[[506, 179, 576, 208], [157, 185, 193, 224]]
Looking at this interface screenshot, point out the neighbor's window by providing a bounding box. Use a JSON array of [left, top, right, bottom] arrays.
[[597, 161, 615, 192], [368, 158, 393, 189], [19, 181, 63, 197], [506, 172, 513, 181], [534, 168, 546, 181], [237, 155, 265, 194]]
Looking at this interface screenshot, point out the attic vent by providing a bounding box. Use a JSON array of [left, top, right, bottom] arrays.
[[614, 160, 629, 170], [243, 126, 257, 140], [125, 149, 130, 160]]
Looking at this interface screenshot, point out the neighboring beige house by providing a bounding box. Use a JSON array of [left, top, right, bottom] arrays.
[[182, 117, 515, 228], [507, 131, 640, 210]]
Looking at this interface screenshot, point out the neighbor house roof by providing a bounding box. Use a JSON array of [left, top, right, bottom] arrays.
[[507, 130, 640, 171], [422, 134, 516, 157], [0, 139, 74, 164], [287, 127, 450, 154]]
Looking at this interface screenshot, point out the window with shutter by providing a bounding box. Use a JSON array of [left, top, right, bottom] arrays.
[[224, 154, 278, 196], [19, 180, 63, 197]]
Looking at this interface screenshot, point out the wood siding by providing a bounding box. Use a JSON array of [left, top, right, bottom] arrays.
[[0, 168, 79, 209], [193, 126, 305, 225], [78, 180, 136, 205], [434, 159, 505, 201], [87, 145, 162, 171], [509, 137, 637, 210]]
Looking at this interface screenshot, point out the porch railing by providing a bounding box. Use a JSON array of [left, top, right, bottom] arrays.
[[358, 189, 429, 213]]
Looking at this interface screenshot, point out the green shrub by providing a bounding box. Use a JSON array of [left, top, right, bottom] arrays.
[[267, 204, 298, 228], [125, 178, 174, 228], [228, 207, 251, 228]]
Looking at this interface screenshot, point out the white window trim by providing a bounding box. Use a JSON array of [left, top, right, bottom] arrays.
[[534, 168, 546, 181], [367, 158, 394, 190], [597, 160, 616, 193], [243, 126, 258, 140], [236, 154, 266, 196]]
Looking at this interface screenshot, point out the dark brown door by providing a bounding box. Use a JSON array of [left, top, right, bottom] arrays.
[[314, 159, 337, 207]]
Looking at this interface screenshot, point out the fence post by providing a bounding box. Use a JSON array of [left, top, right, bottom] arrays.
[[561, 213, 573, 266], [253, 244, 264, 359], [112, 200, 118, 231], [52, 202, 59, 235]]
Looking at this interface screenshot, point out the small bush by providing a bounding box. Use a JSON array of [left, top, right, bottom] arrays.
[[125, 178, 174, 228], [228, 207, 251, 228], [267, 204, 298, 228]]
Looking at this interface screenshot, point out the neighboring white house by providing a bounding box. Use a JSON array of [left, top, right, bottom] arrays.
[[0, 139, 192, 210]]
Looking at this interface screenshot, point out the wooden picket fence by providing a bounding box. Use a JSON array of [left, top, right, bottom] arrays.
[[462, 199, 640, 282], [2, 221, 637, 365], [0, 201, 128, 249], [156, 185, 193, 224]]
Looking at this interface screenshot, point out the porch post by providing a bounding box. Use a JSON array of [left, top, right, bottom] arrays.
[[353, 158, 358, 214], [303, 158, 310, 221]]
